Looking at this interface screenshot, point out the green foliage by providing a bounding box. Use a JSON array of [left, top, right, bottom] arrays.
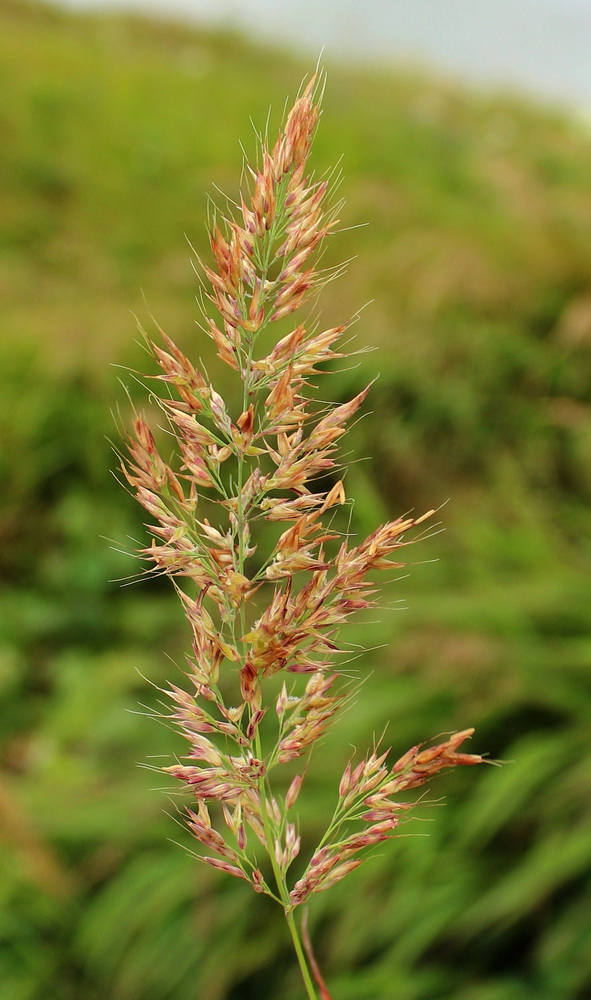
[[1, 2, 590, 998]]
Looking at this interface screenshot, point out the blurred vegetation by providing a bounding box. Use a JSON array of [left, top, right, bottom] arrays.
[[1, 1, 591, 998]]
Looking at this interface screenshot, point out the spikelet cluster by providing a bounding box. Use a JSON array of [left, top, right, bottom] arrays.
[[121, 75, 483, 912]]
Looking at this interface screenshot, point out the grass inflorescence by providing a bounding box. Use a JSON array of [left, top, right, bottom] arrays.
[[120, 74, 485, 998]]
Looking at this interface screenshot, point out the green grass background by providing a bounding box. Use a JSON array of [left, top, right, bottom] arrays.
[[1, 2, 591, 998]]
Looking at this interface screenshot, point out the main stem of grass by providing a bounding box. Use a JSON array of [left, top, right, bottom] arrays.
[[238, 366, 318, 1000], [285, 908, 319, 1000], [254, 732, 318, 1000]]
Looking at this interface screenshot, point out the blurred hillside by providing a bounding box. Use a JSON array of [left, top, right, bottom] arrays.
[[1, 2, 590, 999]]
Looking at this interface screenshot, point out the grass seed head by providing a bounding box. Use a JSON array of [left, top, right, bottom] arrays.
[[120, 74, 485, 956]]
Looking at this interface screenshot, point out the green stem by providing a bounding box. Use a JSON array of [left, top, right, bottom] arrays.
[[285, 907, 319, 1000], [254, 733, 318, 1000]]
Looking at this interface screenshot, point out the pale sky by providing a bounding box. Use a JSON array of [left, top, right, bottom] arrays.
[[57, 0, 591, 109]]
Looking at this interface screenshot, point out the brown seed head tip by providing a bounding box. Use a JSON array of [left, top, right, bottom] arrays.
[[452, 727, 475, 743], [414, 508, 436, 526]]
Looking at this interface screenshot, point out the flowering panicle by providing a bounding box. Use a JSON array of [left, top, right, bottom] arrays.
[[120, 73, 485, 1000]]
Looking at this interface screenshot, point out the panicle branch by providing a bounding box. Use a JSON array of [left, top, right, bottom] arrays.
[[289, 730, 484, 907]]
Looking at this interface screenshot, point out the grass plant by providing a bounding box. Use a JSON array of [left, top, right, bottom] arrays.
[[120, 74, 484, 999]]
